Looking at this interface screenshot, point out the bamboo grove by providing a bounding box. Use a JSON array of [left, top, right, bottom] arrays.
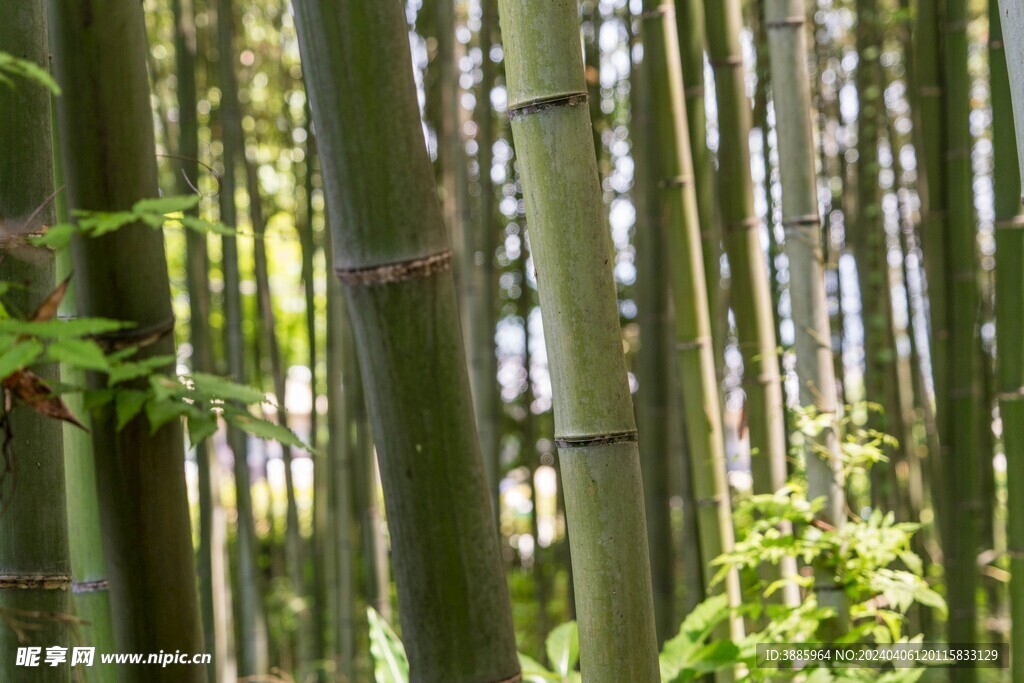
[[4, 0, 1024, 681]]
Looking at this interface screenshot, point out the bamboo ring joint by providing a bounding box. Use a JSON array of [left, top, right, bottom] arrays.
[[507, 92, 589, 121], [554, 430, 638, 448], [71, 579, 110, 594], [0, 574, 71, 591], [335, 251, 452, 286]]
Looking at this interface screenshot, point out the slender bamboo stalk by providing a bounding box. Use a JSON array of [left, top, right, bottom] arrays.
[[704, 0, 789, 500], [0, 5, 70, 680], [497, 2, 660, 678], [325, 249, 356, 683], [47, 1, 205, 677], [639, 0, 745, 653], [293, 2, 519, 680], [942, 0, 980, 665], [674, 0, 724, 362], [990, 3, 1024, 678], [633, 39, 676, 644], [765, 0, 847, 628], [213, 0, 269, 674], [467, 0, 502, 519], [172, 1, 227, 677]]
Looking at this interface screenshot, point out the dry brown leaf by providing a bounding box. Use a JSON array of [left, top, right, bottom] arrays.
[[29, 273, 72, 322], [2, 369, 87, 431]]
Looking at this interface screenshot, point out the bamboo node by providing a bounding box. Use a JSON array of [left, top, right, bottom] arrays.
[[696, 495, 723, 507], [766, 16, 805, 29], [659, 175, 694, 189], [0, 574, 71, 591], [91, 316, 177, 352], [709, 56, 744, 68], [994, 215, 1024, 230], [554, 430, 638, 448], [675, 337, 710, 351], [507, 92, 589, 121], [335, 251, 452, 286], [684, 84, 706, 98], [640, 4, 672, 20], [724, 217, 760, 233], [782, 214, 821, 229], [71, 579, 110, 594]]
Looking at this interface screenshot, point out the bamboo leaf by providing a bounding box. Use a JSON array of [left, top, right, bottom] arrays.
[[544, 621, 579, 677], [47, 338, 110, 372], [366, 606, 409, 683], [223, 408, 309, 452], [517, 653, 559, 682], [0, 340, 44, 379], [131, 194, 201, 216], [0, 51, 61, 94]]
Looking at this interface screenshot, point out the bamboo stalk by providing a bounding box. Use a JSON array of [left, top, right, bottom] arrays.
[[639, 0, 746, 653], [497, 1, 660, 678], [211, 0, 270, 674], [0, 5, 71, 679], [293, 2, 520, 680], [990, 2, 1024, 677], [765, 0, 847, 628], [47, 0, 205, 677]]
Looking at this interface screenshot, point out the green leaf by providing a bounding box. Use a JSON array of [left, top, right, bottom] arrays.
[[367, 606, 409, 683], [0, 317, 132, 339], [187, 415, 219, 449], [545, 621, 579, 677], [82, 388, 115, 410], [190, 371, 269, 405], [0, 51, 61, 94], [106, 354, 176, 385], [223, 409, 310, 452], [29, 223, 77, 249], [115, 389, 150, 430], [659, 595, 731, 682], [517, 653, 558, 682], [0, 339, 43, 379], [144, 398, 194, 434], [132, 194, 201, 216], [74, 209, 137, 237], [47, 338, 110, 371], [179, 216, 235, 236]]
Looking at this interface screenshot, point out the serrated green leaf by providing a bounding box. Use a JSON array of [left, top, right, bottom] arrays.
[[545, 621, 579, 677], [82, 388, 115, 410], [47, 338, 110, 371], [115, 389, 149, 430], [188, 415, 219, 449], [106, 354, 176, 385], [74, 209, 137, 237], [190, 371, 268, 405], [367, 607, 409, 683], [132, 194, 201, 216], [179, 216, 235, 236], [0, 339, 43, 379], [223, 409, 310, 451], [0, 317, 132, 339]]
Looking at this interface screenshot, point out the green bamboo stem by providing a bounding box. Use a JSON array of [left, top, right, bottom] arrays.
[[639, 0, 745, 653], [633, 39, 676, 644], [325, 249, 356, 683], [497, 1, 660, 678], [47, 1, 205, 678], [213, 0, 269, 674], [915, 0, 949, 541], [990, 3, 1024, 678], [674, 0, 725, 364], [172, 1, 227, 676], [942, 0, 980, 666], [0, 5, 70, 679], [245, 157, 310, 672], [293, 2, 519, 680], [766, 0, 847, 629], [467, 0, 502, 520], [704, 0, 789, 500]]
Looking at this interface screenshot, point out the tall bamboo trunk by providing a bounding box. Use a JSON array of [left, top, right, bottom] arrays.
[[633, 36, 676, 644], [173, 1, 228, 677], [640, 0, 746, 655], [0, 4, 71, 680], [497, 2, 660, 679], [212, 0, 269, 674], [942, 0, 980, 667], [766, 0, 847, 629], [47, 1, 205, 678], [704, 0, 789, 498], [467, 0, 502, 520], [293, 2, 519, 680], [991, 2, 1024, 678], [674, 0, 724, 358]]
